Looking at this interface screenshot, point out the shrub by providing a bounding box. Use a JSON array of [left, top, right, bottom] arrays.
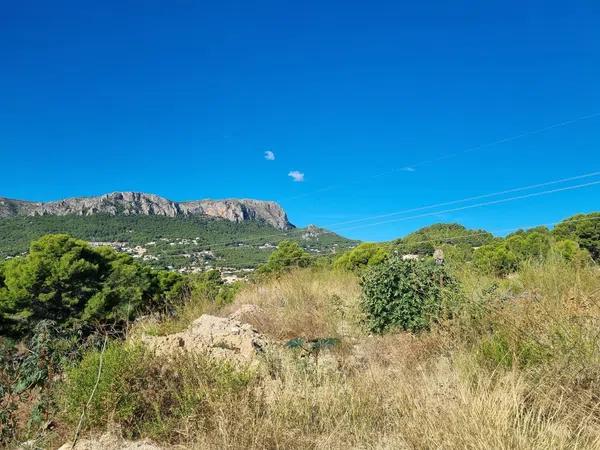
[[473, 242, 519, 277], [333, 243, 389, 273], [257, 241, 311, 275], [552, 239, 591, 265], [360, 257, 458, 333], [553, 213, 600, 261]]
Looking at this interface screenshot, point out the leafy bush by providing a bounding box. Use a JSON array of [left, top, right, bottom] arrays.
[[333, 243, 389, 272], [553, 213, 600, 261], [0, 234, 184, 337], [473, 242, 519, 277], [360, 257, 458, 333], [256, 240, 311, 275]]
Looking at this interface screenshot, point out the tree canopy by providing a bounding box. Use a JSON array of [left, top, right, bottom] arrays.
[[0, 234, 184, 337]]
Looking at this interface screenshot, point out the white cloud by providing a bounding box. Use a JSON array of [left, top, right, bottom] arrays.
[[401, 166, 416, 172], [264, 150, 275, 160], [288, 170, 305, 182]]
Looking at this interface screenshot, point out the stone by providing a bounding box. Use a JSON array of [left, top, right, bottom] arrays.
[[141, 314, 269, 363]]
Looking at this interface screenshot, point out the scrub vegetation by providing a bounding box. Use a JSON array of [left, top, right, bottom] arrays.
[[1, 212, 600, 449]]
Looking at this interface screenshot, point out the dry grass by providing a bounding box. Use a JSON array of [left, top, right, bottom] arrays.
[[59, 260, 600, 449], [221, 269, 364, 340]]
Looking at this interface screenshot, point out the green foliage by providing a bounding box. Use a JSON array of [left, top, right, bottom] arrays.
[[0, 214, 357, 270], [473, 225, 594, 276], [552, 239, 591, 265], [60, 341, 255, 438], [473, 241, 520, 277], [553, 213, 600, 261], [476, 332, 553, 370], [0, 234, 184, 337], [257, 241, 311, 275], [395, 223, 494, 256], [333, 243, 389, 272], [360, 257, 458, 333], [190, 269, 240, 306]]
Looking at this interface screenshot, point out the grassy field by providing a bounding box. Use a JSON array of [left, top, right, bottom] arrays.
[[31, 255, 600, 449]]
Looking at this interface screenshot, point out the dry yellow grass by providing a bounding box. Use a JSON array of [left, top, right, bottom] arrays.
[[221, 268, 364, 340]]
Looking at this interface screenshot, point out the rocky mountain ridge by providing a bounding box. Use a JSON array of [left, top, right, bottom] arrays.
[[0, 192, 293, 230]]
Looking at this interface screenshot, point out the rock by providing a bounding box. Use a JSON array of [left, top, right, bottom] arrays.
[[228, 304, 265, 323], [142, 314, 269, 363], [0, 193, 294, 230], [402, 254, 420, 261], [57, 433, 165, 450]]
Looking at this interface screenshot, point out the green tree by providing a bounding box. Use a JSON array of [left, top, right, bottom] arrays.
[[505, 230, 551, 261], [553, 213, 600, 261], [257, 241, 311, 275], [553, 239, 591, 265], [0, 234, 183, 337], [395, 223, 494, 257], [473, 242, 519, 277], [333, 243, 389, 272]]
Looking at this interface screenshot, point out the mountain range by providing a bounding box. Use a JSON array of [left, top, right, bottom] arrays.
[[0, 192, 356, 273], [0, 192, 293, 230]]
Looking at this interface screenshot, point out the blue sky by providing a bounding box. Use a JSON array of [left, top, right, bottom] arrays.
[[1, 0, 599, 241]]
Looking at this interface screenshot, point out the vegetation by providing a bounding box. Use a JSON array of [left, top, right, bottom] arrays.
[[553, 212, 600, 260], [332, 242, 389, 272], [0, 234, 184, 338], [473, 225, 591, 276], [360, 257, 457, 332], [256, 240, 311, 275], [2, 212, 600, 448], [59, 342, 254, 439], [0, 215, 356, 270], [395, 223, 494, 255]]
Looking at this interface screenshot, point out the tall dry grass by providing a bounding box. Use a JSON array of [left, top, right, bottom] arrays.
[[221, 269, 364, 340]]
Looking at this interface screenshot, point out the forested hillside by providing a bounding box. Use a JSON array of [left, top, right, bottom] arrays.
[[0, 214, 357, 270]]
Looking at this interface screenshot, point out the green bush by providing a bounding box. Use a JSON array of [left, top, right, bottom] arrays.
[[190, 269, 240, 306], [473, 242, 519, 277], [360, 257, 458, 333], [553, 213, 600, 261], [256, 240, 311, 275], [333, 243, 389, 272]]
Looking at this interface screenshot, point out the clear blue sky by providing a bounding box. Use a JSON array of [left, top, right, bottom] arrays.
[[1, 0, 599, 241]]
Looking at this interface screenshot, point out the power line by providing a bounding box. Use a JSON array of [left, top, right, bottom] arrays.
[[335, 180, 600, 233], [283, 112, 600, 201], [319, 171, 600, 228], [197, 171, 600, 250]]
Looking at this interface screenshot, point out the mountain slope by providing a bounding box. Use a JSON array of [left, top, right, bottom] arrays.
[[0, 192, 293, 230], [0, 214, 357, 271]]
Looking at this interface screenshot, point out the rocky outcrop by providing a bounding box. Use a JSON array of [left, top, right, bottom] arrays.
[[141, 314, 269, 363], [0, 192, 293, 230]]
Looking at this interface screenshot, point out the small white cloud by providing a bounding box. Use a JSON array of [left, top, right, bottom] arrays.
[[288, 170, 305, 182], [401, 166, 416, 172], [264, 150, 275, 161]]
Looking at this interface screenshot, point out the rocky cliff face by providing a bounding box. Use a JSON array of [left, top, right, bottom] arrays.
[[0, 192, 293, 230]]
